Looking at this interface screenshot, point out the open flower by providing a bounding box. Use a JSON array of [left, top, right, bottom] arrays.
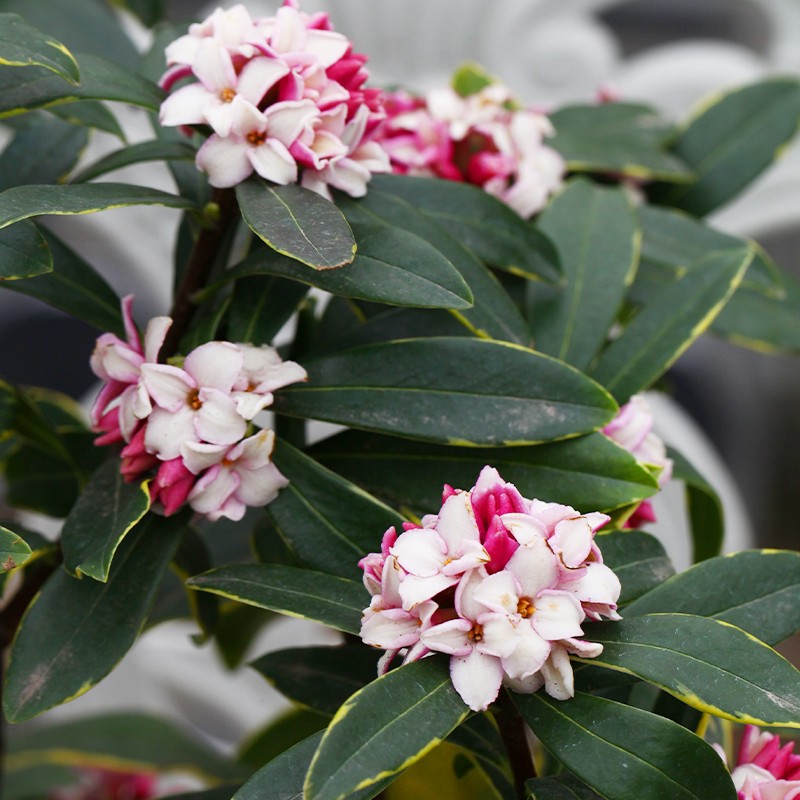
[[160, 1, 388, 197], [375, 70, 564, 218], [90, 300, 307, 521], [358, 466, 620, 711]]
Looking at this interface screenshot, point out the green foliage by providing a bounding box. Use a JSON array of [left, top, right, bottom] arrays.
[[0, 7, 799, 799]]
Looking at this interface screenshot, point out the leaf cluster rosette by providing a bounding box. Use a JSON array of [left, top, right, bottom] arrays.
[[359, 465, 621, 711]]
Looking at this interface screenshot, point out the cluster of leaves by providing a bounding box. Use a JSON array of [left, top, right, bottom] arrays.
[[0, 3, 799, 800]]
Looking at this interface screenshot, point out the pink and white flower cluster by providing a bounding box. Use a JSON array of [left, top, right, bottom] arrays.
[[375, 80, 564, 218], [716, 725, 800, 800], [90, 297, 306, 521], [159, 1, 389, 198], [602, 394, 673, 528], [358, 466, 621, 711], [51, 767, 157, 800]]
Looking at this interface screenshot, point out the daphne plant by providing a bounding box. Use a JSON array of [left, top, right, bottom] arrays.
[[0, 2, 800, 800]]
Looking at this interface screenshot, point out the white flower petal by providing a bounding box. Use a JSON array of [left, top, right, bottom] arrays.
[[531, 591, 585, 641], [189, 464, 240, 515], [436, 491, 480, 552], [390, 528, 446, 578], [450, 649, 504, 711], [196, 135, 253, 188], [248, 138, 298, 185], [194, 388, 247, 445], [185, 341, 243, 392], [541, 644, 575, 700], [506, 536, 559, 597], [181, 441, 228, 474], [159, 83, 213, 127], [144, 407, 197, 460], [141, 364, 194, 412], [420, 618, 472, 656], [236, 57, 290, 106], [500, 624, 550, 680]]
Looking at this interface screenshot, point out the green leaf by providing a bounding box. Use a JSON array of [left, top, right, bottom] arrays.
[[3, 513, 183, 722], [0, 53, 162, 117], [0, 226, 123, 333], [549, 102, 691, 181], [447, 715, 515, 800], [529, 178, 640, 369], [61, 459, 151, 582], [0, 182, 194, 229], [340, 189, 531, 344], [310, 430, 657, 517], [49, 100, 125, 139], [304, 658, 470, 800], [595, 529, 675, 605], [0, 219, 51, 279], [236, 180, 355, 270], [7, 711, 240, 782], [233, 731, 391, 800], [71, 139, 196, 183], [4, 763, 78, 800], [0, 523, 31, 571], [652, 78, 800, 215], [371, 174, 560, 283], [637, 204, 783, 298], [226, 274, 308, 345], [526, 774, 604, 800], [250, 644, 380, 717], [452, 62, 495, 97], [0, 113, 88, 191], [267, 440, 404, 580], [116, 0, 164, 28], [711, 265, 800, 353], [514, 691, 736, 800], [590, 246, 752, 401], [219, 224, 473, 310], [582, 613, 800, 727], [187, 564, 365, 635], [275, 337, 617, 446], [0, 0, 138, 70], [669, 446, 724, 563], [0, 13, 79, 84], [654, 77, 800, 217], [625, 549, 800, 646]]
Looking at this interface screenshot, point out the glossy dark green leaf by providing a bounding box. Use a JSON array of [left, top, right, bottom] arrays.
[[0, 182, 194, 229], [0, 0, 138, 70], [218, 224, 473, 310], [582, 613, 800, 727], [117, 0, 164, 28], [0, 113, 88, 191], [267, 441, 403, 580], [595, 529, 675, 605], [236, 180, 355, 270], [637, 204, 783, 297], [61, 459, 150, 582], [0, 53, 162, 118], [4, 763, 77, 800], [0, 523, 31, 571], [339, 189, 531, 344], [275, 337, 617, 446], [513, 690, 736, 800], [590, 246, 752, 401], [250, 644, 380, 716], [0, 226, 122, 333], [171, 788, 243, 800], [7, 711, 240, 782], [225, 274, 308, 345], [653, 78, 800, 215], [0, 219, 50, 279], [310, 429, 657, 517], [625, 549, 800, 646], [526, 774, 604, 800], [371, 174, 560, 283], [187, 564, 365, 635], [529, 179, 640, 369], [549, 103, 690, 180], [0, 13, 79, 83], [669, 446, 724, 563], [71, 139, 196, 183], [304, 658, 469, 800], [3, 513, 183, 722], [711, 266, 800, 353], [233, 731, 390, 800]]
